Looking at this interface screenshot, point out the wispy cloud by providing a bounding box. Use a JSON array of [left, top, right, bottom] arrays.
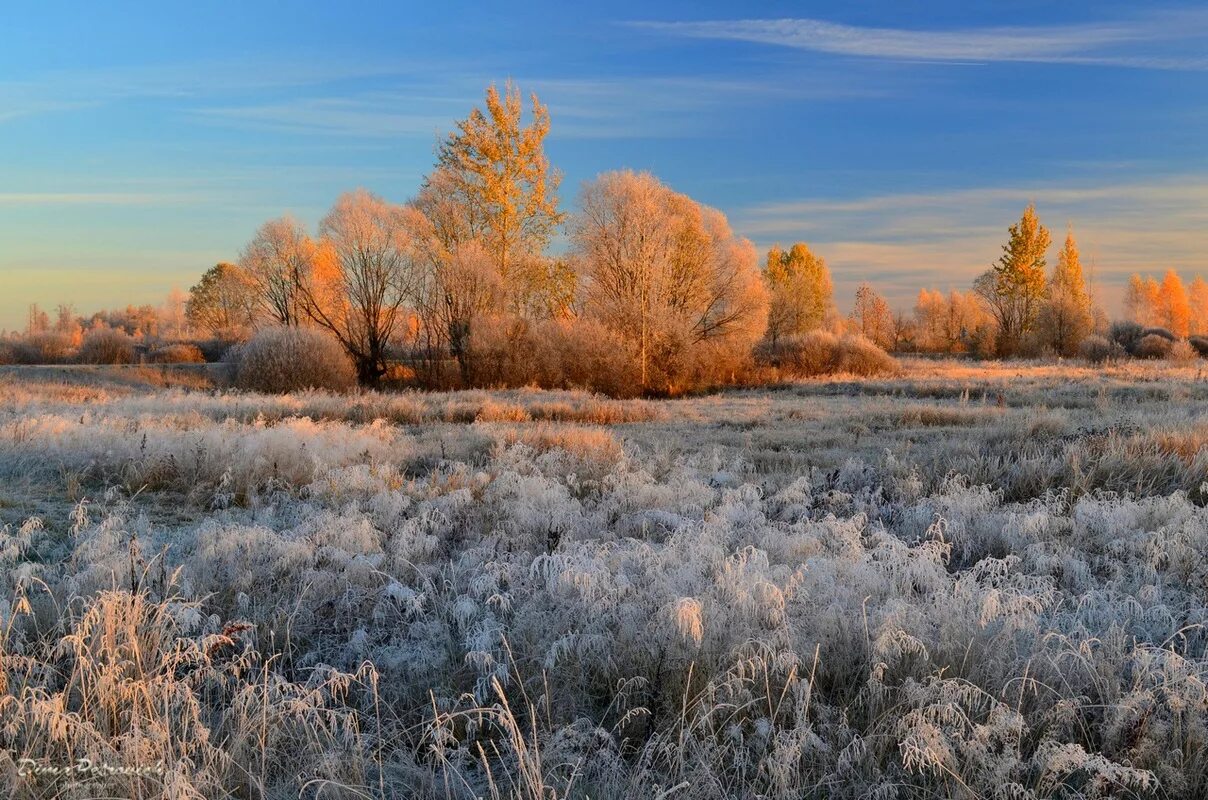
[[0, 57, 437, 124], [733, 176, 1208, 311], [194, 75, 868, 140], [0, 191, 212, 207], [633, 11, 1208, 69]]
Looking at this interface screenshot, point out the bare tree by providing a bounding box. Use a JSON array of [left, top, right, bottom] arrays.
[[239, 216, 314, 327], [301, 189, 425, 386]]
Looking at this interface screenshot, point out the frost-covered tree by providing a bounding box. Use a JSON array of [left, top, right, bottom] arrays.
[[239, 217, 316, 327], [850, 282, 895, 349], [571, 170, 768, 393], [302, 189, 426, 386]]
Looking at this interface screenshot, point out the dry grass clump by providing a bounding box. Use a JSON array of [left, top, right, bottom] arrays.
[[1169, 339, 1198, 364], [755, 331, 898, 378], [228, 326, 356, 393]]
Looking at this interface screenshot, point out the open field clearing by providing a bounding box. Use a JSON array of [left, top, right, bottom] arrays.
[[2, 358, 1208, 798]]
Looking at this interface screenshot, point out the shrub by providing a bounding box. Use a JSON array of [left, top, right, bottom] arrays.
[[1078, 334, 1124, 364], [754, 331, 897, 378], [1135, 333, 1173, 359], [1109, 321, 1144, 354], [0, 340, 16, 365], [194, 337, 241, 363], [76, 327, 136, 364], [12, 331, 74, 364], [228, 326, 356, 393], [455, 316, 646, 398], [1141, 326, 1176, 342], [536, 319, 643, 398], [147, 343, 206, 364], [836, 334, 900, 376], [1168, 339, 1197, 364], [1189, 336, 1208, 357], [755, 330, 840, 376]]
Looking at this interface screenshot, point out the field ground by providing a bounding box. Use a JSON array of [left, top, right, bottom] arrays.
[[1, 358, 1207, 798]]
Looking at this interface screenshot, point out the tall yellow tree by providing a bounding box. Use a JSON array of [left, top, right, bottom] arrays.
[[763, 243, 833, 345], [1037, 229, 1094, 355], [1158, 269, 1191, 337], [974, 203, 1050, 355], [435, 81, 565, 315], [1189, 275, 1208, 336]]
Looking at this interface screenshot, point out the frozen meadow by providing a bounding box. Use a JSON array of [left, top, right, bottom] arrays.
[[1, 358, 1208, 799]]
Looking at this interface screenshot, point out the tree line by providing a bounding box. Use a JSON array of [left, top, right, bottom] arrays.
[[7, 82, 1208, 385]]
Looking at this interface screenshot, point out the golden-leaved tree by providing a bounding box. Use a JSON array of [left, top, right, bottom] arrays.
[[1190, 276, 1208, 336], [1036, 229, 1094, 355], [433, 81, 566, 316], [1124, 273, 1162, 327], [572, 170, 768, 394], [974, 203, 1050, 355], [411, 83, 569, 382], [763, 243, 833, 345], [1158, 269, 1191, 337]]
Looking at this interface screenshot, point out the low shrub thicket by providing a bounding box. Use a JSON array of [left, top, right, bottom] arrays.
[[1136, 333, 1174, 359], [1078, 334, 1124, 363], [754, 331, 898, 378], [228, 326, 356, 393], [147, 343, 206, 364], [76, 327, 136, 364]]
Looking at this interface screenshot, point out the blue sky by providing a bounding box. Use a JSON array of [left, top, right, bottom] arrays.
[[3, 0, 1208, 331]]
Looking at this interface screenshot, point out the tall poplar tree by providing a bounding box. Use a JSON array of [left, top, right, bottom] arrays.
[[974, 203, 1050, 355], [1158, 269, 1191, 338], [1037, 229, 1094, 355], [434, 81, 565, 316]]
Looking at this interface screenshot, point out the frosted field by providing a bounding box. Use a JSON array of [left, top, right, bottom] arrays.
[[2, 358, 1208, 799]]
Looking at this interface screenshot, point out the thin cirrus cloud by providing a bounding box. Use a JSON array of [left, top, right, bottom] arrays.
[[734, 176, 1208, 311], [193, 75, 861, 141], [632, 11, 1208, 69], [0, 57, 444, 124]]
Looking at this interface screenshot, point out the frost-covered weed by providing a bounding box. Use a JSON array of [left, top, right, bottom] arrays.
[[2, 362, 1208, 798]]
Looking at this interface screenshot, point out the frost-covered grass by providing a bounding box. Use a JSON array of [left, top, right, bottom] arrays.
[[2, 358, 1207, 798]]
